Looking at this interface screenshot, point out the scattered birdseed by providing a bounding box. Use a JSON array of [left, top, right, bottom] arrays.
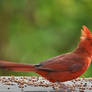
[[0, 76, 92, 91]]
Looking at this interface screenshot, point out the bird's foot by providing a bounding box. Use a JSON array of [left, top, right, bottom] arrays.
[[56, 82, 74, 92]]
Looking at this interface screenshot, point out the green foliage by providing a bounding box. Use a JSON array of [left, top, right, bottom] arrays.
[[0, 0, 92, 77]]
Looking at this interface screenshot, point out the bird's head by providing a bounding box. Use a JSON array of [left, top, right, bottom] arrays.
[[79, 25, 92, 56]]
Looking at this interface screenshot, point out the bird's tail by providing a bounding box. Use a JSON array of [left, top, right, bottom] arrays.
[[0, 60, 36, 72]]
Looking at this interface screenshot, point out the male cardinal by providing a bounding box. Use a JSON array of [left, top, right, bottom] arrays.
[[0, 26, 91, 83]]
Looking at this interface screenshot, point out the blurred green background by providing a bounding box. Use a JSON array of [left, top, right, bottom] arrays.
[[0, 0, 92, 77]]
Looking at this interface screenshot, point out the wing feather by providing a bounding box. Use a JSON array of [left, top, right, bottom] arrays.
[[36, 53, 84, 73]]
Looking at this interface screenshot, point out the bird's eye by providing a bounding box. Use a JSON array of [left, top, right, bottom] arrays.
[[85, 38, 91, 40]]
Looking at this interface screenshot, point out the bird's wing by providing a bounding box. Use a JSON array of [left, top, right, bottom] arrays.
[[35, 53, 84, 73]]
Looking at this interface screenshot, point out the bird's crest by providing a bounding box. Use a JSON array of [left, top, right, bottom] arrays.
[[81, 25, 92, 40]]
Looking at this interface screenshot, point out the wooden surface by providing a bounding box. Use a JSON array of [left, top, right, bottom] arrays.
[[0, 76, 92, 92]]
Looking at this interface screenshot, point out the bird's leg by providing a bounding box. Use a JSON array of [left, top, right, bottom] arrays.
[[52, 82, 67, 91], [58, 82, 68, 91], [56, 82, 73, 92], [81, 75, 85, 78]]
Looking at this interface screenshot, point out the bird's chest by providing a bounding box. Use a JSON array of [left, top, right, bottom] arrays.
[[83, 57, 91, 71]]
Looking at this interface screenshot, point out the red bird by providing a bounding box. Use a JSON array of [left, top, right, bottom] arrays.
[[0, 26, 92, 82]]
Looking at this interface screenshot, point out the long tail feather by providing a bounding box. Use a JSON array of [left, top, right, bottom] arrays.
[[0, 60, 36, 72]]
